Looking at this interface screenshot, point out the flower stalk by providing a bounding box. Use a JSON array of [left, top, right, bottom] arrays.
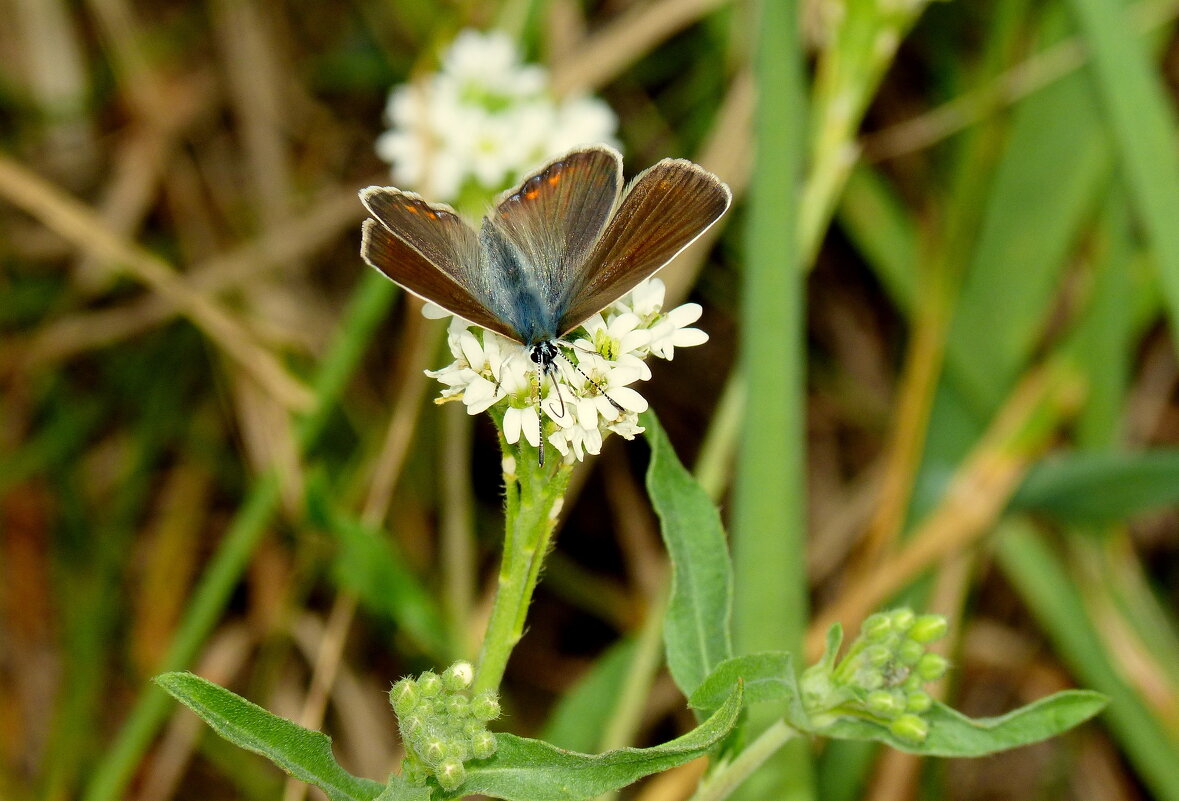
[[473, 420, 575, 694]]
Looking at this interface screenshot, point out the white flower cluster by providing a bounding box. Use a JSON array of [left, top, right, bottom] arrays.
[[377, 29, 619, 204], [425, 278, 708, 462]]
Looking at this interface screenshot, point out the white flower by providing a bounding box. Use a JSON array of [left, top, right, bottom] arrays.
[[377, 29, 620, 202], [648, 303, 708, 360], [421, 279, 708, 462], [622, 277, 668, 320]]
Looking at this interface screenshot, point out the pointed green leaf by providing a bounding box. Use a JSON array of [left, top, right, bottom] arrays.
[[643, 412, 733, 699], [154, 672, 385, 801], [448, 686, 742, 801], [688, 652, 800, 713], [374, 777, 432, 801], [820, 690, 1107, 756]]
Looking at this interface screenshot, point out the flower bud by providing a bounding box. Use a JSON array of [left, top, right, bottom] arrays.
[[399, 713, 425, 737], [861, 613, 892, 641], [864, 644, 892, 668], [857, 669, 885, 691], [866, 690, 903, 717], [471, 729, 498, 759], [908, 614, 948, 644], [471, 690, 501, 721], [897, 639, 924, 666], [422, 736, 448, 765], [889, 713, 929, 742], [446, 694, 470, 718], [435, 759, 467, 791], [446, 736, 471, 762], [917, 652, 949, 681], [444, 661, 475, 691], [389, 678, 418, 716], [906, 691, 933, 713], [889, 608, 916, 633], [463, 718, 485, 737], [417, 671, 442, 697]]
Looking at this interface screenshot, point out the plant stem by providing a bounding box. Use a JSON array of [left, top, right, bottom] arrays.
[[689, 719, 801, 801], [473, 443, 573, 694]]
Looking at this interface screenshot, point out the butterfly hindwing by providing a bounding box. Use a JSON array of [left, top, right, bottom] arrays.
[[359, 189, 523, 341], [556, 159, 731, 335], [484, 146, 623, 321]]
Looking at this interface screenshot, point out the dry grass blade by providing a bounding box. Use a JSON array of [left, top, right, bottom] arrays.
[[0, 154, 315, 408], [18, 184, 369, 369], [550, 0, 732, 96]]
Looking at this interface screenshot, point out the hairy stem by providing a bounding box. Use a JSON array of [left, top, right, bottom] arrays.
[[473, 433, 573, 694]]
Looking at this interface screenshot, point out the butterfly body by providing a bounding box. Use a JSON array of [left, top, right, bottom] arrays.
[[477, 223, 562, 346], [360, 145, 731, 352]]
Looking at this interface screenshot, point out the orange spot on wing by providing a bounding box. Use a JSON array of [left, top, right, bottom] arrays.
[[524, 190, 539, 200], [426, 211, 437, 219], [404, 204, 419, 214], [547, 173, 561, 185]]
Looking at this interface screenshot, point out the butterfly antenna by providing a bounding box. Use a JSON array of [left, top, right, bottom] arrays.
[[556, 350, 625, 413], [534, 354, 545, 467]]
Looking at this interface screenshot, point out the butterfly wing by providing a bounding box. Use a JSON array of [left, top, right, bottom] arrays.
[[555, 159, 731, 336], [480, 146, 623, 339], [360, 188, 524, 342]]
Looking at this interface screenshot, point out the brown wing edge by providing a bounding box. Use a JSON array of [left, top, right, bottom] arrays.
[[555, 159, 732, 335], [359, 218, 523, 342], [490, 144, 624, 209]]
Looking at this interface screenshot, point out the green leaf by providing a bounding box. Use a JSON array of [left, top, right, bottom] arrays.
[[374, 777, 433, 801], [820, 690, 1107, 757], [688, 652, 800, 713], [1011, 450, 1179, 524], [643, 411, 733, 699], [450, 686, 743, 801], [154, 672, 386, 801]]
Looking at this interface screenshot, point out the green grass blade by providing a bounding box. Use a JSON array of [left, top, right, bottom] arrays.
[[1064, 0, 1179, 356], [731, 0, 811, 797]]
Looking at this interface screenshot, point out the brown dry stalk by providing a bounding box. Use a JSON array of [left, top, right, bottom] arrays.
[[806, 362, 1085, 660], [551, 0, 732, 96], [18, 184, 368, 370]]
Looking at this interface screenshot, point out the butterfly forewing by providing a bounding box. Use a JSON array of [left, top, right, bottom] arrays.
[[485, 146, 623, 309], [361, 188, 480, 277], [556, 159, 731, 335], [359, 193, 524, 341]]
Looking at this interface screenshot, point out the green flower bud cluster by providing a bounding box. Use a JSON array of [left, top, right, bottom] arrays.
[[389, 661, 500, 790], [800, 608, 949, 743]]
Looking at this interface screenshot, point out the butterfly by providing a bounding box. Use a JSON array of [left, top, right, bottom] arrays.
[[359, 144, 731, 461]]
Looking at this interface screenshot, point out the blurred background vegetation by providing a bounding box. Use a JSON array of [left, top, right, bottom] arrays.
[[3, 0, 1179, 800]]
